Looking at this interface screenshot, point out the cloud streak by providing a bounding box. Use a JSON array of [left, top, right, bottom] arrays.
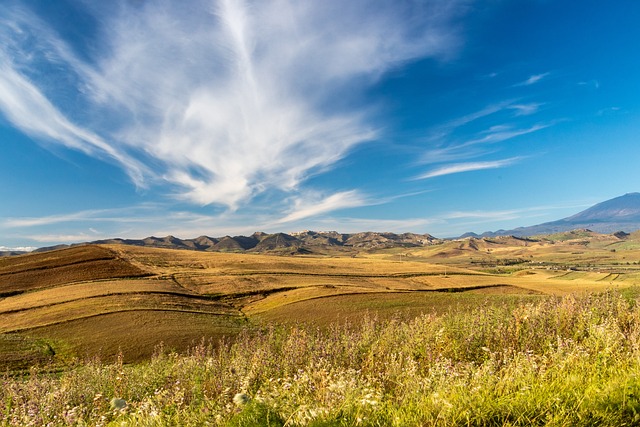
[[0, 59, 148, 186], [464, 124, 549, 146], [278, 191, 369, 223], [420, 97, 550, 165], [0, 0, 467, 211], [516, 72, 550, 86], [415, 157, 522, 179]]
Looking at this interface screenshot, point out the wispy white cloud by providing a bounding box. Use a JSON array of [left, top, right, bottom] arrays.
[[278, 190, 369, 223], [578, 80, 600, 89], [437, 100, 514, 131], [0, 245, 37, 252], [0, 0, 468, 210], [597, 106, 621, 116], [415, 157, 522, 179], [25, 233, 97, 243], [418, 145, 490, 165], [3, 210, 102, 228], [444, 209, 522, 220], [509, 103, 543, 116], [443, 203, 589, 222], [515, 72, 550, 86], [0, 60, 148, 186], [2, 206, 161, 228], [426, 100, 545, 140], [463, 123, 549, 146], [420, 98, 549, 165]]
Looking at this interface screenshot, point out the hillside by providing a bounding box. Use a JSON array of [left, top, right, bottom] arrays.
[[470, 193, 640, 237], [2, 231, 640, 371], [6, 291, 640, 426], [0, 243, 488, 369], [0, 246, 248, 369]]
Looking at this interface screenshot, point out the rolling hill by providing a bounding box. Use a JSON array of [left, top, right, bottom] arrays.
[[3, 228, 640, 371]]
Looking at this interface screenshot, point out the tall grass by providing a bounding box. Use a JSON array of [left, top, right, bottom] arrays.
[[3, 290, 640, 426]]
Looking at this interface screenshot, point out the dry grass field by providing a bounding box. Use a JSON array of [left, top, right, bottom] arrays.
[[24, 311, 247, 362], [1, 231, 639, 370]]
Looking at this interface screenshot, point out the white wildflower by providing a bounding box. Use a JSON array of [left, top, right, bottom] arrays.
[[233, 393, 250, 406]]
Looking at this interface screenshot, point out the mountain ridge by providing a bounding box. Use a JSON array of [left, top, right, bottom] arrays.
[[25, 231, 440, 255], [6, 193, 640, 256], [471, 193, 640, 238]]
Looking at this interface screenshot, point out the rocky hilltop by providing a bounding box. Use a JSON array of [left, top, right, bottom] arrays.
[[32, 231, 440, 255]]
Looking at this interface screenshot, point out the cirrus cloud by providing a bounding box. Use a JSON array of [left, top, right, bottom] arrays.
[[0, 0, 469, 211], [415, 157, 523, 179], [277, 190, 369, 224]]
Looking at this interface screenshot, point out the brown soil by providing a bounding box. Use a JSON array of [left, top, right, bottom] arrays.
[[0, 246, 149, 294]]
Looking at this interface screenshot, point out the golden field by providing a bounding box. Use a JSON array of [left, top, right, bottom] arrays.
[[1, 230, 639, 370]]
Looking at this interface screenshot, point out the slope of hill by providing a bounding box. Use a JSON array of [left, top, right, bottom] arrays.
[[3, 230, 640, 371], [473, 193, 640, 237], [4, 244, 469, 368], [0, 246, 248, 368], [0, 245, 150, 296]]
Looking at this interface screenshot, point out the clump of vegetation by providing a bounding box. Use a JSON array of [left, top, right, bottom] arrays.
[[3, 290, 640, 426]]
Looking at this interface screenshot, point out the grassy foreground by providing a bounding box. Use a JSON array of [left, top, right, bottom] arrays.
[[3, 291, 640, 426]]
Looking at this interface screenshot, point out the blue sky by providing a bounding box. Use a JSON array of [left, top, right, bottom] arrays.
[[1, 0, 639, 249]]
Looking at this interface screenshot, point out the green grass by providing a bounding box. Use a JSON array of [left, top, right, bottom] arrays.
[[3, 290, 640, 426], [542, 230, 597, 242], [617, 285, 640, 300], [0, 334, 55, 372], [255, 291, 544, 326]]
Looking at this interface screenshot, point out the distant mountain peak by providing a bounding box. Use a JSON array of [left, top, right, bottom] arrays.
[[468, 193, 640, 237], [566, 192, 640, 223]]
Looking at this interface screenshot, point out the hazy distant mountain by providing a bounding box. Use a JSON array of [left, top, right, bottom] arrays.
[[474, 193, 640, 237], [0, 251, 28, 257], [565, 193, 640, 223]]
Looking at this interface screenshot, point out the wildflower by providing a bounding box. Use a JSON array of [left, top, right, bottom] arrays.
[[233, 393, 250, 406], [360, 393, 378, 406]]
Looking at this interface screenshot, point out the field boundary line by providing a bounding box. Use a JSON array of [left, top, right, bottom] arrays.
[[0, 290, 229, 315]]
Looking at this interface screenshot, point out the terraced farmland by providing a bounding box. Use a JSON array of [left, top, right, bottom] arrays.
[[0, 246, 247, 365], [1, 238, 638, 370]]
